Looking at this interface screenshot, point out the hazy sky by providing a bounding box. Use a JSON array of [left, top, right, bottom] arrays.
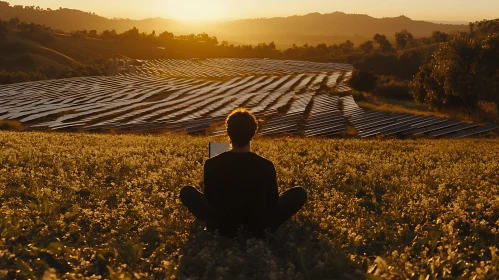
[[7, 0, 499, 22]]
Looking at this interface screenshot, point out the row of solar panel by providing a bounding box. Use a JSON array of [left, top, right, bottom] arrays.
[[133, 58, 353, 78], [340, 96, 498, 138]]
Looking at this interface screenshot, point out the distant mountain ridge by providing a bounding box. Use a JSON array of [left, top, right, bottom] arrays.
[[212, 13, 467, 37], [0, 1, 469, 47]]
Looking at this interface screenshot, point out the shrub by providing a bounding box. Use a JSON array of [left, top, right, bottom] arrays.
[[0, 119, 24, 131], [348, 70, 377, 92], [374, 76, 412, 100]]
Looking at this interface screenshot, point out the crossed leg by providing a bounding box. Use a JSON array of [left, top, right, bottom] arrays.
[[180, 186, 307, 233], [179, 186, 217, 222], [267, 187, 307, 231]]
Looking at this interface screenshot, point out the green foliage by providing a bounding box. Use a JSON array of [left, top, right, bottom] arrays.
[[349, 71, 412, 100], [0, 63, 106, 85], [431, 31, 450, 44], [348, 70, 378, 92], [395, 30, 413, 50], [0, 21, 7, 37], [410, 32, 499, 110], [374, 76, 412, 100], [8, 17, 20, 27], [354, 52, 399, 76], [351, 42, 437, 101], [359, 40, 374, 53], [0, 132, 499, 279], [471, 18, 499, 37], [353, 50, 430, 80], [373, 34, 392, 52], [0, 70, 47, 84], [158, 31, 174, 41]]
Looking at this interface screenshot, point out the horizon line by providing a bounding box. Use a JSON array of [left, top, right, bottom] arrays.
[[2, 2, 477, 24]]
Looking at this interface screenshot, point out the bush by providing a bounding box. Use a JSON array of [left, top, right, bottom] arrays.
[[349, 72, 413, 101], [348, 70, 377, 92], [0, 119, 24, 131], [374, 76, 412, 100], [353, 52, 399, 76], [0, 70, 47, 85]]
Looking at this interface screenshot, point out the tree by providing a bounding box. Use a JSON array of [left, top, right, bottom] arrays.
[[395, 30, 413, 49], [473, 19, 499, 37], [0, 1, 9, 9], [373, 34, 392, 52], [88, 30, 98, 37], [353, 52, 406, 79], [101, 30, 111, 38], [340, 40, 354, 53], [9, 17, 20, 27], [410, 32, 499, 110], [431, 31, 449, 43], [268, 42, 276, 50], [348, 70, 377, 92], [0, 23, 6, 38], [123, 27, 140, 40], [359, 40, 374, 53], [158, 31, 174, 41]]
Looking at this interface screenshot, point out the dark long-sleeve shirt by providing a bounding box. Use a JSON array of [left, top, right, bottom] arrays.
[[204, 151, 279, 236]]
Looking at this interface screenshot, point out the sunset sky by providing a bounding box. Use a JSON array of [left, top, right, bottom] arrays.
[[7, 0, 499, 22]]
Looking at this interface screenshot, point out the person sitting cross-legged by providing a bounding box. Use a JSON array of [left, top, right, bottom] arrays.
[[180, 108, 307, 238]]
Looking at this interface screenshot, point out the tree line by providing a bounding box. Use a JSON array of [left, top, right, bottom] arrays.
[[348, 19, 499, 119]]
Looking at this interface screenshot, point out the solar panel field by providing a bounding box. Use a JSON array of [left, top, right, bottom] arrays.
[[0, 58, 497, 138]]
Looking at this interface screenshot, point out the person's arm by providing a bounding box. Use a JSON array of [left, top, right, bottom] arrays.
[[203, 160, 221, 209], [266, 163, 279, 211]]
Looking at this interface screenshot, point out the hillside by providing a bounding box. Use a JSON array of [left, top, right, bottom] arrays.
[[0, 131, 498, 279], [0, 25, 116, 84], [0, 2, 179, 34], [0, 1, 469, 46]]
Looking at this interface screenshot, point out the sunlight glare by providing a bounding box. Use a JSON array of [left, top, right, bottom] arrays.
[[166, 0, 228, 21]]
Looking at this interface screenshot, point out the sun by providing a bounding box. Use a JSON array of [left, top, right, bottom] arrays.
[[166, 0, 228, 21]]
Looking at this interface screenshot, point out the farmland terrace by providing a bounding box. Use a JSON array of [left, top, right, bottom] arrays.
[[0, 58, 497, 138]]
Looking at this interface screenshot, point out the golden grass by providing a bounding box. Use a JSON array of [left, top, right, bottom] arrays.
[[1, 131, 498, 279], [350, 90, 450, 118], [351, 91, 499, 124], [344, 125, 358, 136], [356, 100, 447, 118]]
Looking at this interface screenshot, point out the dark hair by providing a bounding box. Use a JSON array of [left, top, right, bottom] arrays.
[[225, 108, 258, 148]]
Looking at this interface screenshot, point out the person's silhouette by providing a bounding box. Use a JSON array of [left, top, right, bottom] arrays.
[[180, 108, 307, 238]]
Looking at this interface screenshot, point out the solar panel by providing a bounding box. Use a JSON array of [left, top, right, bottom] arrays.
[[429, 123, 478, 137], [447, 124, 499, 138]]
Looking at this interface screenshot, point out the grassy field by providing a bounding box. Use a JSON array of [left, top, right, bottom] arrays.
[[0, 131, 498, 279]]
